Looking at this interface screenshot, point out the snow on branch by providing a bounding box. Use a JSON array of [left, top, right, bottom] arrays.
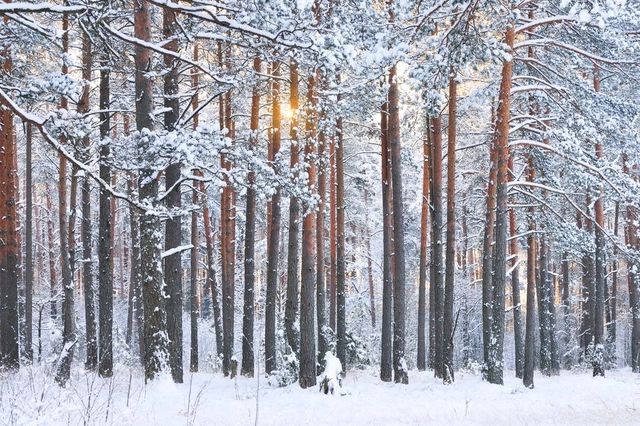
[[0, 88, 146, 212], [511, 84, 562, 95], [509, 139, 623, 196], [162, 245, 194, 259], [0, 2, 85, 14], [514, 39, 636, 65], [515, 15, 576, 34], [508, 180, 570, 196], [147, 0, 313, 49], [101, 24, 233, 86]]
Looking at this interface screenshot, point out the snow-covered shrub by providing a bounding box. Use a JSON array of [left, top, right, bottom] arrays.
[[592, 344, 605, 376], [460, 360, 484, 376], [206, 352, 223, 373], [113, 326, 136, 367], [267, 325, 299, 387], [318, 352, 344, 395], [346, 332, 371, 369], [268, 351, 299, 387]]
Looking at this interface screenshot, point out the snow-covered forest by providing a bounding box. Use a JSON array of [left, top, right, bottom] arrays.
[[0, 0, 639, 424]]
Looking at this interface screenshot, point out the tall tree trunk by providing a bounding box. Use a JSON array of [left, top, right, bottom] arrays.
[[190, 183, 199, 373], [317, 88, 329, 368], [561, 252, 571, 369], [242, 57, 261, 377], [299, 74, 317, 389], [486, 25, 515, 385], [443, 73, 457, 383], [123, 114, 142, 360], [226, 94, 237, 376], [523, 155, 537, 388], [431, 115, 444, 379], [135, 0, 168, 382], [126, 219, 134, 348], [579, 207, 595, 354], [537, 237, 552, 375], [548, 254, 560, 374], [329, 138, 337, 331], [388, 63, 408, 384], [79, 29, 97, 372], [127, 172, 144, 363], [380, 100, 393, 382], [98, 44, 113, 377], [335, 108, 346, 371], [14, 134, 23, 361], [265, 61, 282, 375], [592, 67, 606, 377], [461, 204, 471, 368], [46, 192, 58, 320], [189, 42, 201, 374], [55, 11, 76, 386], [481, 130, 498, 381], [508, 155, 524, 379], [162, 4, 183, 384], [24, 121, 33, 362], [36, 204, 43, 293], [428, 117, 435, 370], [0, 1, 19, 368], [109, 175, 117, 296], [417, 117, 430, 371], [364, 189, 376, 328], [285, 60, 301, 356], [202, 189, 223, 358], [68, 163, 78, 301], [218, 43, 236, 378], [607, 203, 619, 366], [593, 188, 606, 376], [624, 156, 640, 372]]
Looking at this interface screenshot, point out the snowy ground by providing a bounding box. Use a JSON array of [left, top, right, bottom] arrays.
[[1, 365, 639, 425]]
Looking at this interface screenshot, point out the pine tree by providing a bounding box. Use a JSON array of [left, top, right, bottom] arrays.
[[135, 0, 168, 382], [0, 2, 19, 368], [299, 73, 317, 389]]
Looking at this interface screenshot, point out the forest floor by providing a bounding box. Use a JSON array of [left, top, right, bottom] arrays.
[[1, 364, 639, 425]]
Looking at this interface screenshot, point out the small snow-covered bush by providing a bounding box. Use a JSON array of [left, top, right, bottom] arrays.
[[460, 360, 484, 376], [346, 332, 371, 369], [206, 352, 223, 373], [267, 351, 299, 387], [318, 352, 344, 395]]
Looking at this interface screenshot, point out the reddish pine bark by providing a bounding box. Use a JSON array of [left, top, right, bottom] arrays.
[[0, 3, 19, 367]]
